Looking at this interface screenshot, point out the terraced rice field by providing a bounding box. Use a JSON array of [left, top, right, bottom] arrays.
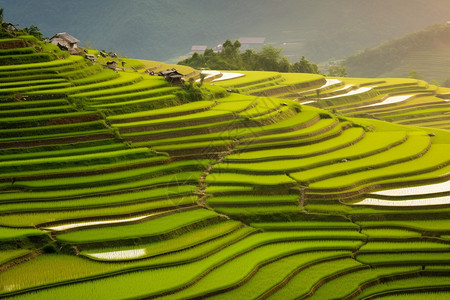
[[1, 35, 449, 299], [217, 71, 449, 130]]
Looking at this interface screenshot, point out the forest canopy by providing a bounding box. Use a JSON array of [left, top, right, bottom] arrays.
[[178, 39, 320, 74]]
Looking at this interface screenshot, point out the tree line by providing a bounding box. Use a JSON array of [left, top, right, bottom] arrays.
[[178, 39, 323, 74], [0, 8, 43, 39]]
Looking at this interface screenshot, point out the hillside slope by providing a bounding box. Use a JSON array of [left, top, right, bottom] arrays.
[[0, 36, 450, 299], [3, 0, 450, 62], [344, 23, 450, 83]]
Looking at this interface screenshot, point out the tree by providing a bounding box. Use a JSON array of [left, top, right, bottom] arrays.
[[0, 8, 4, 24], [327, 65, 347, 77], [178, 39, 319, 74], [292, 56, 320, 74], [430, 80, 440, 87], [23, 24, 43, 40], [408, 70, 423, 80], [442, 78, 450, 88], [257, 44, 283, 71], [241, 49, 258, 70]]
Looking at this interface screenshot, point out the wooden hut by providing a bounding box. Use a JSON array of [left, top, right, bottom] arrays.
[[50, 32, 80, 53]]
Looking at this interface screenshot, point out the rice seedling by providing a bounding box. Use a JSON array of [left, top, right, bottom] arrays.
[[355, 276, 450, 300], [209, 251, 350, 300], [215, 131, 407, 174], [357, 219, 450, 232], [310, 266, 421, 300], [56, 208, 219, 243], [0, 226, 46, 241], [205, 173, 296, 186], [227, 126, 363, 161], [372, 291, 450, 300], [251, 221, 360, 230], [308, 144, 450, 190], [355, 195, 450, 207], [158, 242, 359, 300], [370, 180, 450, 197], [361, 228, 422, 238], [291, 134, 431, 183], [0, 249, 32, 265], [206, 194, 299, 205], [359, 241, 450, 252], [356, 252, 450, 265], [266, 257, 364, 300], [82, 220, 242, 261]]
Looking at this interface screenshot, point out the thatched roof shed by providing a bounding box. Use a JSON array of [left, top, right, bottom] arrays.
[[50, 32, 80, 51], [158, 69, 184, 85]]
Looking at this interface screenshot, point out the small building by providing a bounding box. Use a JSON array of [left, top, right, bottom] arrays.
[[158, 69, 184, 85], [213, 44, 223, 53], [5, 23, 18, 32], [105, 61, 118, 72], [85, 54, 97, 62], [190, 45, 207, 54], [50, 32, 80, 52], [238, 37, 266, 50]]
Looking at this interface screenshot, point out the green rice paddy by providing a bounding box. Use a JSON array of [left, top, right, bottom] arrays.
[[0, 35, 449, 299]]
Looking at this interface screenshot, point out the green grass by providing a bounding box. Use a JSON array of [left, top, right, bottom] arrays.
[[356, 276, 450, 300], [0, 47, 36, 55], [0, 249, 32, 265], [0, 105, 77, 119], [2, 170, 198, 203], [71, 75, 166, 99], [0, 188, 198, 215], [70, 69, 119, 85], [358, 219, 450, 232], [362, 228, 422, 238], [157, 241, 360, 300], [0, 81, 72, 94], [0, 138, 119, 156], [227, 126, 363, 161], [239, 117, 337, 143], [0, 148, 155, 175], [356, 252, 450, 265], [0, 55, 83, 71], [0, 227, 46, 241], [251, 221, 360, 230], [0, 120, 107, 140], [56, 208, 219, 244], [81, 220, 242, 261], [114, 108, 235, 131], [266, 257, 364, 299], [12, 159, 206, 189], [216, 131, 407, 174], [0, 142, 128, 162], [0, 227, 254, 297], [291, 134, 431, 183], [207, 194, 299, 205], [309, 266, 421, 300], [0, 195, 197, 227], [0, 43, 449, 299], [308, 143, 450, 190], [107, 100, 215, 123], [359, 241, 450, 252], [0, 78, 68, 88], [0, 111, 100, 129], [205, 173, 297, 186], [209, 251, 350, 300], [214, 71, 281, 88], [32, 72, 143, 95]]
